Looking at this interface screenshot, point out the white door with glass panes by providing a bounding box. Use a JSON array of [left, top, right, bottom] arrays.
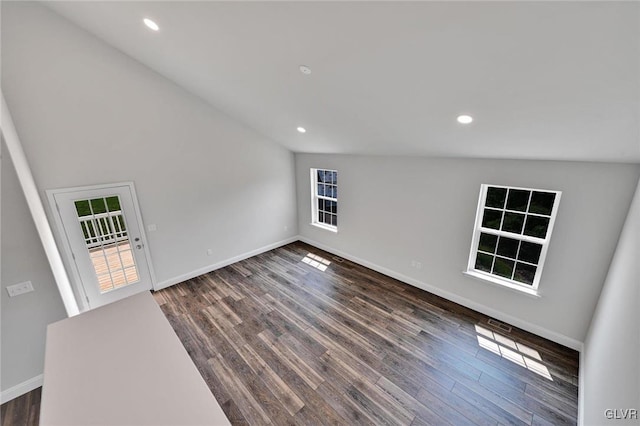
[[49, 183, 153, 309]]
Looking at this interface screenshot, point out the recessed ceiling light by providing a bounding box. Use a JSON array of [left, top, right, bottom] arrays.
[[457, 115, 473, 124], [143, 18, 159, 31], [299, 65, 312, 75], [297, 127, 307, 133]]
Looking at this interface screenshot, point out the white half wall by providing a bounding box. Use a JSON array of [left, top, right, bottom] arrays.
[[581, 177, 640, 425], [295, 154, 640, 346], [1, 141, 67, 393]]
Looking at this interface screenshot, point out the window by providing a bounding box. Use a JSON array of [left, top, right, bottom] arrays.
[[466, 185, 561, 294], [311, 169, 337, 231]]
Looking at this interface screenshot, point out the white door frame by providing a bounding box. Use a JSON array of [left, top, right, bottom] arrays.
[[46, 182, 157, 312]]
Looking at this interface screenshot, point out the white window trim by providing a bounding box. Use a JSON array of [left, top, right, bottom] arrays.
[[310, 221, 339, 233], [466, 184, 561, 295], [463, 270, 541, 298], [310, 168, 338, 232]]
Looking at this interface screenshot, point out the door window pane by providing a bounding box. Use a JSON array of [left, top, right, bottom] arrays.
[[90, 198, 107, 214], [75, 200, 91, 217], [74, 195, 139, 293], [124, 267, 139, 285], [106, 196, 121, 212]]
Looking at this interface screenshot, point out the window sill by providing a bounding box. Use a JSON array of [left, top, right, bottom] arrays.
[[462, 270, 541, 298], [310, 222, 338, 233]]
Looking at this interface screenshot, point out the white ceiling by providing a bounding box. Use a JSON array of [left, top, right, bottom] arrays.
[[45, 1, 640, 162]]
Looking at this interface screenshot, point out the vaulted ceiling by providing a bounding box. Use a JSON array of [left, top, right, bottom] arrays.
[[45, 1, 640, 162]]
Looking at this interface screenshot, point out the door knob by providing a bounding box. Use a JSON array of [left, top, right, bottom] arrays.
[[136, 244, 142, 249]]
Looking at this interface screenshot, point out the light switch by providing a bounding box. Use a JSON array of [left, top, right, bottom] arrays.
[[7, 281, 34, 297], [147, 224, 157, 232]]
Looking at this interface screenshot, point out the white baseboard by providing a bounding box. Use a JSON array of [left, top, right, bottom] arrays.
[[298, 236, 584, 351], [151, 233, 583, 350], [153, 236, 299, 291], [1, 374, 43, 404]]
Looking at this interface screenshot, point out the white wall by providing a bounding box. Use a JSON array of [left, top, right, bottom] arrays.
[[296, 154, 640, 347], [1, 140, 67, 393], [1, 1, 297, 393], [581, 178, 640, 425], [2, 1, 298, 285]]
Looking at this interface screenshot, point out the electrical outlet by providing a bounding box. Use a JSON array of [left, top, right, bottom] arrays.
[[410, 260, 423, 270], [284, 225, 289, 231], [147, 224, 157, 232], [206, 249, 213, 256], [7, 281, 34, 297]]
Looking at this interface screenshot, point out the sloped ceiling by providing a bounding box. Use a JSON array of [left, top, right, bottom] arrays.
[[44, 1, 640, 162]]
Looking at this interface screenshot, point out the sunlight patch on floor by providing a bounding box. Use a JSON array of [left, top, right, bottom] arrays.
[[475, 325, 553, 380], [302, 252, 331, 271]]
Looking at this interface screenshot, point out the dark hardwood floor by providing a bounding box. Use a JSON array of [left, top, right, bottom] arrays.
[[0, 241, 579, 425], [0, 387, 40, 426], [155, 241, 578, 425]]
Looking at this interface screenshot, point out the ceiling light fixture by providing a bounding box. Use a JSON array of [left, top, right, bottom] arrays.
[[457, 115, 473, 124], [297, 127, 307, 133], [143, 18, 159, 31], [299, 65, 312, 75]]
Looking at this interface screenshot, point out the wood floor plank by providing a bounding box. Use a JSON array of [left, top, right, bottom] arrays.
[[416, 385, 499, 426], [241, 343, 306, 416], [258, 329, 325, 390], [453, 374, 535, 424], [314, 382, 377, 425], [451, 382, 531, 426], [383, 349, 458, 392], [375, 376, 460, 426], [342, 384, 412, 426], [0, 387, 41, 426], [208, 353, 273, 425]]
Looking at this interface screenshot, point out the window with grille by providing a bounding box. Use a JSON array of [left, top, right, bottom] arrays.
[[466, 185, 561, 293], [74, 196, 139, 293], [311, 169, 337, 231]]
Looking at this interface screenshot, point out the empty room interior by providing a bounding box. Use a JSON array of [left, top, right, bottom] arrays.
[[1, 1, 639, 425]]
